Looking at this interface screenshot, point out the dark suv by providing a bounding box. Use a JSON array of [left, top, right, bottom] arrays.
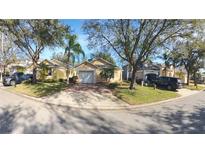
[[144, 73, 158, 85], [3, 72, 32, 86], [155, 76, 182, 91]]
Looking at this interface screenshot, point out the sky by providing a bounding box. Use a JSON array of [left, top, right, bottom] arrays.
[[41, 19, 162, 67], [41, 19, 91, 60]]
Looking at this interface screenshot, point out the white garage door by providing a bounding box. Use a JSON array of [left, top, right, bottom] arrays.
[[78, 71, 95, 83]]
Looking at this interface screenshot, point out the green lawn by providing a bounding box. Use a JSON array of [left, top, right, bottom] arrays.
[[114, 84, 180, 105], [184, 85, 205, 91], [8, 82, 68, 97]]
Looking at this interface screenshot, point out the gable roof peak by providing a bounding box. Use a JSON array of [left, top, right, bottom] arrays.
[[91, 57, 115, 66], [74, 60, 98, 68]]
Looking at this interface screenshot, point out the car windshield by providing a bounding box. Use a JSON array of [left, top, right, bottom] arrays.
[[15, 72, 24, 77]]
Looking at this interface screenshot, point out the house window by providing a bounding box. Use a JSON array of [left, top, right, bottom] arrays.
[[48, 68, 52, 76]]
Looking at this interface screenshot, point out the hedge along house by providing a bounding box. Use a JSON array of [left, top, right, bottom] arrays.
[[73, 58, 122, 84], [37, 59, 68, 81]]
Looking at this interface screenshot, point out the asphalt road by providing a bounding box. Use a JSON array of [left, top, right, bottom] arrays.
[[0, 88, 205, 133]]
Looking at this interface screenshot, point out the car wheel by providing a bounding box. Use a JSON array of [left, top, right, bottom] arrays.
[[167, 85, 172, 90], [10, 80, 16, 86]]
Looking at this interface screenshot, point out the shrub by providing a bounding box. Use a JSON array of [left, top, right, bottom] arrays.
[[108, 82, 119, 89], [44, 79, 56, 83], [68, 76, 79, 84], [58, 78, 64, 82], [100, 68, 114, 82], [72, 76, 79, 84], [22, 80, 32, 84]]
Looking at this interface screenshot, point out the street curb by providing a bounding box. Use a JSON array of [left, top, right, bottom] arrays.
[[1, 87, 204, 111]]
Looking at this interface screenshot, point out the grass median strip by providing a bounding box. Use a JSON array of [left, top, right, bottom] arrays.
[[7, 82, 68, 97]]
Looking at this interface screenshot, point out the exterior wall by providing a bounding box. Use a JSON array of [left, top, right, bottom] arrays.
[[37, 67, 67, 81], [53, 68, 67, 80], [143, 70, 159, 80], [175, 71, 187, 84], [74, 61, 122, 83], [75, 63, 97, 83], [95, 69, 105, 82], [160, 68, 174, 77], [110, 69, 122, 83], [7, 65, 26, 74], [136, 70, 159, 81], [95, 68, 122, 83], [122, 65, 132, 80], [160, 66, 187, 84], [136, 70, 144, 80]]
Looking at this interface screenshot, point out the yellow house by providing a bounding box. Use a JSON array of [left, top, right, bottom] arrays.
[[37, 58, 122, 83], [73, 58, 122, 83], [37, 59, 67, 81]]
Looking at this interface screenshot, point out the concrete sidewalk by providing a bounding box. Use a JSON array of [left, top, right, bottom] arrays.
[[176, 88, 199, 97]]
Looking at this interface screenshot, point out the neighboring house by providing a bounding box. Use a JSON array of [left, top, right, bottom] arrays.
[[199, 68, 205, 82], [122, 63, 160, 81], [123, 63, 188, 84], [37, 59, 67, 81], [7, 60, 33, 74], [73, 58, 122, 83], [160, 65, 187, 84]]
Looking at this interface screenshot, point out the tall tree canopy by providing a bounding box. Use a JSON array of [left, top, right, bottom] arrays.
[[0, 32, 19, 75], [178, 39, 205, 85], [51, 51, 68, 64], [83, 19, 192, 89], [0, 19, 69, 83], [168, 20, 205, 85], [90, 51, 116, 65]]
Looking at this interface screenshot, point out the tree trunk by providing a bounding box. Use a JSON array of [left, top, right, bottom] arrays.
[[193, 72, 197, 87], [3, 65, 6, 75], [67, 53, 70, 84], [0, 66, 2, 82], [129, 67, 137, 90], [32, 62, 38, 84], [187, 71, 190, 86], [67, 68, 70, 84]]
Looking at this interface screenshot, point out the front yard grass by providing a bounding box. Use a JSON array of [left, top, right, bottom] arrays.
[[8, 81, 68, 97], [114, 83, 180, 105]]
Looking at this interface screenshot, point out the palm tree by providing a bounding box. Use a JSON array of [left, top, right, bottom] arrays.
[[159, 52, 171, 76], [64, 34, 85, 83]]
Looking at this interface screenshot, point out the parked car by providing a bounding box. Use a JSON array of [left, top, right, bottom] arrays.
[[155, 76, 182, 91], [144, 73, 158, 86], [3, 72, 32, 86], [23, 74, 33, 80]]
